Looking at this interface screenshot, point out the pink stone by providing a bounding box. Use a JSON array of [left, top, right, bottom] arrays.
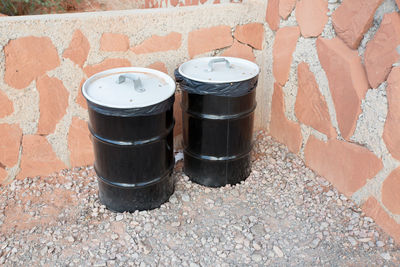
[[17, 135, 67, 180], [147, 62, 168, 74], [332, 0, 384, 49], [63, 30, 90, 67], [304, 136, 383, 197], [131, 32, 182, 54], [36, 75, 69, 135], [221, 40, 256, 62], [0, 167, 7, 184], [4, 36, 60, 89], [279, 0, 296, 20], [188, 26, 233, 58], [316, 37, 369, 140], [68, 117, 94, 167], [269, 83, 302, 154], [383, 67, 400, 161], [234, 23, 264, 50], [76, 79, 87, 109], [364, 12, 400, 88], [382, 167, 400, 215], [362, 197, 400, 244], [0, 123, 22, 168], [0, 90, 13, 118], [295, 62, 336, 138], [100, 33, 130, 52], [83, 58, 131, 78], [266, 0, 280, 31], [296, 0, 328, 38], [273, 26, 300, 86]]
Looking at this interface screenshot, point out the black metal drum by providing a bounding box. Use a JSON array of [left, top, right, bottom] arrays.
[[176, 57, 259, 187], [82, 67, 176, 212]]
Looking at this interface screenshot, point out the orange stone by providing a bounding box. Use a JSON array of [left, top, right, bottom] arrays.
[[397, 0, 400, 9], [131, 32, 182, 54], [76, 79, 88, 109], [332, 0, 383, 49], [36, 75, 69, 135], [273, 26, 300, 86], [362, 197, 400, 244], [83, 58, 131, 78], [279, 0, 296, 20], [173, 92, 182, 137], [296, 0, 328, 38], [221, 40, 256, 62], [0, 167, 7, 184], [304, 135, 383, 197], [383, 67, 400, 161], [188, 26, 233, 58], [382, 167, 400, 215], [234, 23, 264, 50], [17, 135, 67, 180], [63, 30, 90, 68], [100, 33, 130, 52], [269, 83, 302, 154], [364, 12, 400, 88], [68, 117, 94, 167], [0, 123, 22, 168], [316, 37, 369, 140], [266, 0, 280, 31], [0, 90, 13, 118], [4, 36, 60, 89], [295, 62, 336, 138], [147, 61, 168, 74]]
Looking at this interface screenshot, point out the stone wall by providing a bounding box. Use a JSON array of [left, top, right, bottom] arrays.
[[266, 0, 400, 242], [0, 0, 400, 242], [0, 1, 268, 184]]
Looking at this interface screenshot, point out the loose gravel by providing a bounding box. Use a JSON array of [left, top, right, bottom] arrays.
[[0, 131, 399, 266]]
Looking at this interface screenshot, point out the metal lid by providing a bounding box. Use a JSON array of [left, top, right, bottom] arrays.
[[82, 67, 175, 109], [178, 56, 260, 84]]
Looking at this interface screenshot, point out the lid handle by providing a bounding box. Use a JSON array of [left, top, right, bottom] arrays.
[[207, 58, 231, 72], [116, 74, 145, 93]]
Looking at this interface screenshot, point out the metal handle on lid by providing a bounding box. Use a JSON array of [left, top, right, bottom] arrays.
[[116, 74, 145, 93], [207, 58, 231, 72]]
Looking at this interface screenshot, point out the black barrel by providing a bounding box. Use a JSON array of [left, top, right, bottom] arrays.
[[176, 57, 259, 187], [82, 67, 176, 212]]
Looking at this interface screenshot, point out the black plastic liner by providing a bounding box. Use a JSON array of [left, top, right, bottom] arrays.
[[175, 69, 258, 187], [174, 69, 258, 97], [87, 95, 175, 117], [86, 96, 175, 212]]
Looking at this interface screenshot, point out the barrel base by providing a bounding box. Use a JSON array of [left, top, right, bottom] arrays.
[[183, 152, 251, 187], [97, 173, 175, 212]]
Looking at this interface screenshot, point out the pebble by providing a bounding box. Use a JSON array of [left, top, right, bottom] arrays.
[[380, 253, 391, 261], [348, 237, 357, 246], [310, 238, 321, 249], [273, 246, 284, 258], [376, 241, 385, 247], [0, 133, 397, 266], [251, 253, 262, 262], [171, 221, 181, 227], [181, 194, 190, 202]]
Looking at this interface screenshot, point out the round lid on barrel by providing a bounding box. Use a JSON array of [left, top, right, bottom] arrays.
[[178, 57, 260, 84], [82, 67, 176, 109]]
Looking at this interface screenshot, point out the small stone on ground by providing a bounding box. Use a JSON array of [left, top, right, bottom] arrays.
[[0, 132, 399, 266]]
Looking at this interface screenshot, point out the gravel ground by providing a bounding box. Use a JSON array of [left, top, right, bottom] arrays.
[[0, 131, 399, 266]]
